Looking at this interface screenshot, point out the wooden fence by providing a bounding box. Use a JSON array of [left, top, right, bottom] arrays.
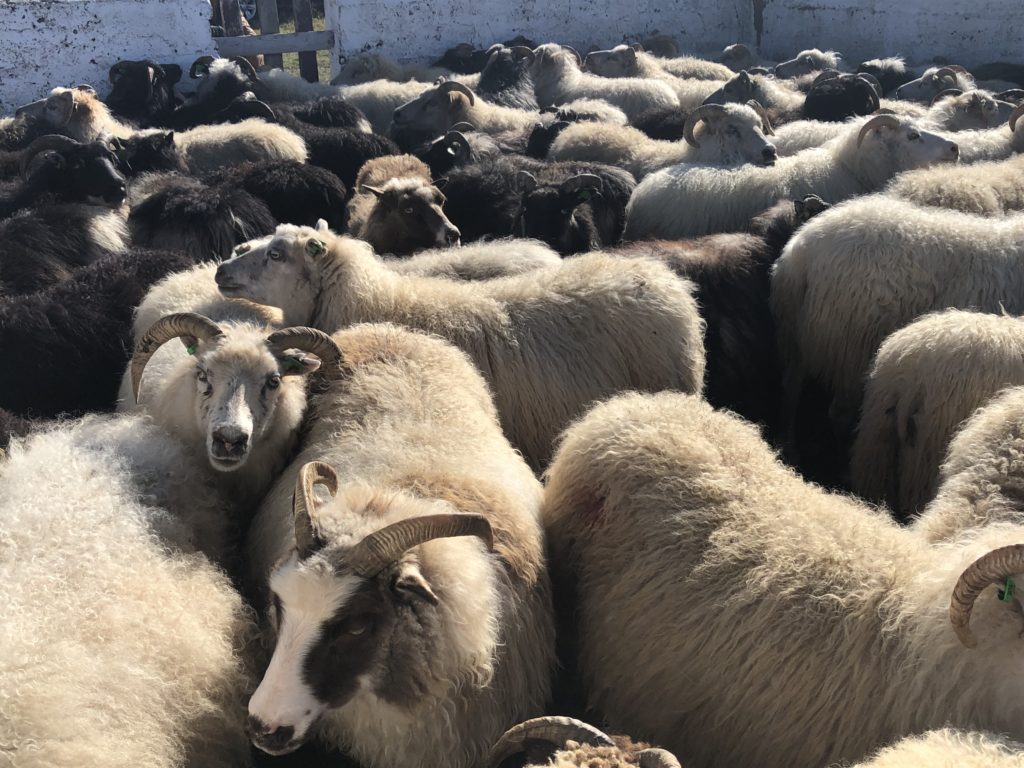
[[214, 0, 333, 82]]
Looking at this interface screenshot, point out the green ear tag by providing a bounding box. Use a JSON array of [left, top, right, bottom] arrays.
[[577, 190, 592, 202], [305, 239, 326, 257], [186, 344, 198, 356], [282, 355, 305, 372], [196, 64, 209, 75], [999, 576, 1016, 603]]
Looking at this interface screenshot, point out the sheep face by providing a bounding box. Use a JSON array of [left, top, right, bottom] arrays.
[[775, 49, 839, 79], [704, 71, 760, 106], [16, 88, 81, 130], [185, 58, 259, 117], [514, 174, 604, 254], [585, 45, 640, 78], [334, 53, 387, 84], [21, 137, 127, 206], [215, 224, 331, 326], [720, 43, 758, 72], [932, 90, 1016, 130], [106, 59, 182, 126], [690, 103, 778, 165], [529, 44, 579, 84], [896, 66, 971, 102], [362, 178, 461, 255], [856, 119, 959, 173], [115, 131, 184, 176], [391, 82, 475, 137]]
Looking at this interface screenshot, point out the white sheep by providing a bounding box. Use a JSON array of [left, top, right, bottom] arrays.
[[162, 119, 307, 175], [0, 414, 257, 768], [529, 43, 680, 119], [548, 102, 778, 179], [851, 310, 1024, 521], [896, 65, 977, 102], [584, 45, 729, 108], [244, 323, 554, 768], [943, 104, 1024, 162], [703, 70, 805, 119], [926, 89, 1016, 131], [388, 238, 561, 279], [215, 222, 706, 469], [625, 113, 958, 239], [844, 730, 1024, 767], [16, 85, 134, 141], [391, 80, 540, 138], [885, 151, 1024, 214], [543, 389, 1024, 768], [771, 197, 1024, 457], [332, 52, 451, 84], [774, 48, 844, 79]]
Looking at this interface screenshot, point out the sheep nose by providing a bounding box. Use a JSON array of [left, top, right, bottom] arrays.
[[108, 183, 127, 204], [949, 143, 960, 158], [246, 715, 295, 753], [445, 224, 461, 245], [762, 146, 777, 163], [212, 427, 249, 458]]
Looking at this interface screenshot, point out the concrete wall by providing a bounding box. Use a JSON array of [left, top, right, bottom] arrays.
[[0, 0, 214, 112], [327, 0, 1018, 73]]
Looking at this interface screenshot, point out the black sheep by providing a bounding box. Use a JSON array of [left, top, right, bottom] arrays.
[[435, 156, 541, 242], [476, 46, 538, 110], [0, 247, 196, 418], [112, 130, 187, 177], [415, 129, 501, 177], [0, 408, 33, 451], [631, 106, 690, 141], [129, 173, 277, 260], [856, 58, 915, 96], [204, 160, 349, 231], [802, 73, 880, 122], [105, 59, 183, 128]]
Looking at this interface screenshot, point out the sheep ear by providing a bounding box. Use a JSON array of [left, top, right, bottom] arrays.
[[277, 351, 322, 376], [163, 64, 183, 84], [362, 185, 385, 198], [50, 91, 75, 125], [315, 218, 330, 233], [392, 559, 439, 605]]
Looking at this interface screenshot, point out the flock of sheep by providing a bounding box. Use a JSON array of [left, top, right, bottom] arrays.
[[3, 26, 1024, 768]]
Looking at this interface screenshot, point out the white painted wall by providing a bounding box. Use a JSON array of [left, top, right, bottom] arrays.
[[0, 0, 214, 113]]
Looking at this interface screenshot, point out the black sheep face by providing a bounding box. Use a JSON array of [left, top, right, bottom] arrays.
[[364, 182, 461, 255], [106, 60, 182, 127], [113, 132, 184, 176], [25, 141, 126, 207], [516, 182, 601, 255]]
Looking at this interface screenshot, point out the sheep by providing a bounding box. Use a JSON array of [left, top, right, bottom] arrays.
[[0, 247, 195, 418], [105, 59, 183, 127], [244, 322, 555, 768], [350, 176, 462, 255], [514, 164, 636, 254], [845, 730, 1024, 767], [857, 57, 914, 95], [0, 414, 257, 767], [926, 89, 1016, 131], [332, 52, 451, 84], [852, 310, 1024, 523], [543, 389, 1024, 768], [0, 203, 129, 297], [940, 103, 1024, 163], [0, 134, 126, 219], [703, 70, 805, 123], [163, 119, 309, 175], [774, 48, 844, 79], [202, 160, 349, 231], [432, 42, 494, 74], [640, 34, 680, 58], [475, 45, 539, 110], [489, 717, 682, 768], [885, 152, 1024, 215], [128, 172, 278, 260], [416, 127, 502, 176], [802, 73, 880, 121], [16, 84, 134, 141], [614, 194, 829, 436], [630, 106, 690, 141], [896, 65, 977, 102], [388, 238, 561, 280], [215, 222, 706, 469], [718, 42, 764, 73], [771, 197, 1024, 482], [548, 101, 777, 179], [530, 43, 680, 119], [584, 44, 731, 84], [345, 153, 433, 242], [0, 409, 32, 451], [625, 113, 959, 239]]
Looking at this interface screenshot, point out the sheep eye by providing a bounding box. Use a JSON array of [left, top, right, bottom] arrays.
[[268, 249, 283, 261], [196, 369, 209, 383], [266, 373, 281, 390], [403, 206, 415, 215], [907, 131, 920, 140]]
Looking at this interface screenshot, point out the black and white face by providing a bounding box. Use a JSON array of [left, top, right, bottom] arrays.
[[248, 553, 390, 755]]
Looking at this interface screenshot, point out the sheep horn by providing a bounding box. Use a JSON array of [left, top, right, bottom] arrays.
[[746, 99, 774, 135], [488, 717, 615, 767], [638, 749, 684, 768], [933, 66, 960, 82], [857, 113, 901, 147], [292, 461, 338, 557], [266, 327, 344, 375], [1009, 103, 1024, 133], [950, 544, 1024, 648], [683, 103, 728, 148], [437, 80, 476, 106], [812, 68, 841, 86], [442, 131, 470, 161], [930, 88, 963, 106], [509, 46, 535, 63], [560, 173, 602, 194], [347, 513, 493, 578], [131, 313, 223, 403], [562, 45, 583, 66], [450, 121, 476, 132], [108, 60, 131, 83], [516, 170, 538, 192], [231, 56, 260, 82], [20, 134, 79, 179], [189, 55, 216, 79]]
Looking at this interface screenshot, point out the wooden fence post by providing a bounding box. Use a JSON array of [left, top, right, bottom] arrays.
[[219, 0, 244, 37], [256, 0, 283, 69], [292, 0, 319, 82]]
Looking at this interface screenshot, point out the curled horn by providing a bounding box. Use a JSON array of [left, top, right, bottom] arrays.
[[949, 544, 1024, 648], [933, 66, 960, 82], [856, 72, 883, 98], [488, 717, 614, 767], [450, 121, 476, 132], [516, 170, 538, 192], [746, 99, 774, 135], [684, 103, 728, 148], [560, 173, 602, 193], [108, 60, 131, 83], [20, 134, 79, 178], [442, 130, 470, 161], [189, 55, 216, 79], [945, 64, 970, 75], [266, 327, 344, 374], [930, 88, 963, 106], [347, 513, 493, 578], [638, 749, 684, 768], [562, 45, 583, 66], [857, 113, 900, 147], [292, 461, 338, 556], [437, 80, 476, 106], [1009, 103, 1024, 132], [131, 313, 223, 402], [231, 56, 259, 82], [509, 45, 535, 63], [812, 68, 841, 86]]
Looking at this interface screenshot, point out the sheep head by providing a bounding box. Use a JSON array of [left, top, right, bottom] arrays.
[[248, 460, 495, 756], [853, 114, 959, 173], [774, 48, 841, 79], [703, 70, 758, 106], [719, 43, 758, 72], [896, 65, 975, 103], [514, 171, 604, 255], [360, 177, 461, 256], [333, 53, 390, 84], [131, 313, 336, 472], [684, 102, 777, 166], [584, 45, 640, 78], [390, 80, 477, 137], [950, 544, 1024, 649], [19, 134, 126, 206], [106, 59, 182, 126], [930, 89, 1016, 130]]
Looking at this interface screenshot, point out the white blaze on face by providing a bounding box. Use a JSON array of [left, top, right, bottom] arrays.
[[249, 555, 360, 744]]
